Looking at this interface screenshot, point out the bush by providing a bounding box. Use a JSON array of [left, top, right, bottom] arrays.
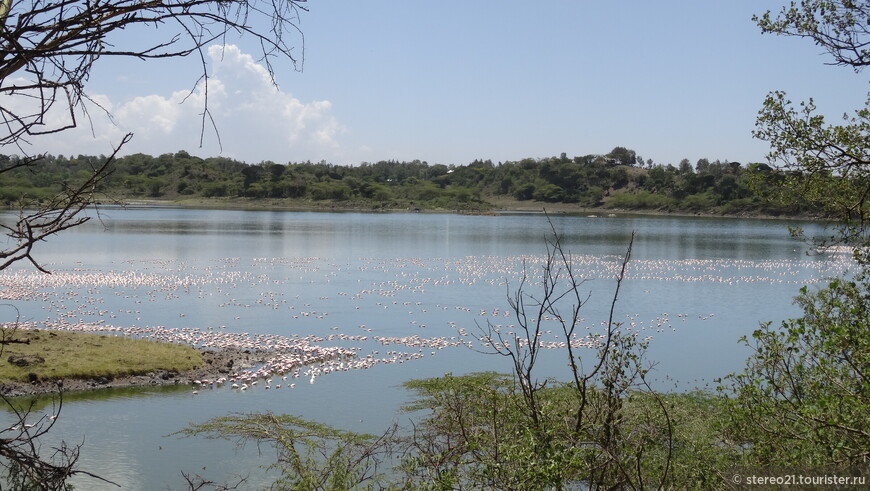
[[722, 278, 870, 467], [679, 192, 717, 212], [513, 183, 535, 201], [0, 185, 52, 204], [718, 197, 759, 215], [606, 191, 675, 210], [308, 181, 351, 201], [578, 185, 605, 206], [532, 183, 565, 202], [201, 182, 230, 197]]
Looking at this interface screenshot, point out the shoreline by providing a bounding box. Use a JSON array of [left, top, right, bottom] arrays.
[[115, 197, 826, 222], [0, 348, 271, 398]]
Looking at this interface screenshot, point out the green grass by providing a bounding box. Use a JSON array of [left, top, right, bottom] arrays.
[[0, 329, 203, 383]]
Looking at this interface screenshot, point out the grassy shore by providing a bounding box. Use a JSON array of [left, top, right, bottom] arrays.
[[0, 329, 202, 384]]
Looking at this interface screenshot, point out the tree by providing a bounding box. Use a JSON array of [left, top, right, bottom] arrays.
[[678, 158, 694, 175], [0, 141, 123, 272], [752, 1, 870, 258], [605, 146, 637, 166], [724, 278, 870, 467], [754, 1, 870, 70], [0, 0, 307, 486], [722, 0, 870, 472], [754, 90, 870, 248], [400, 218, 675, 489]]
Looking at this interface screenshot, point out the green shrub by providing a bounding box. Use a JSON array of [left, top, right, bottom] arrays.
[[606, 191, 675, 210]]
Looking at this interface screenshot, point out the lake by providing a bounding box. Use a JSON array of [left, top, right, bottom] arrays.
[[0, 208, 852, 489]]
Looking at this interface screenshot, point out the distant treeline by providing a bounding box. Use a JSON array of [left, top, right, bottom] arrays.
[[0, 146, 818, 215]]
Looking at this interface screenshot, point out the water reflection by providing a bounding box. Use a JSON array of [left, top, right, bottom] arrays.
[[1, 384, 192, 414]]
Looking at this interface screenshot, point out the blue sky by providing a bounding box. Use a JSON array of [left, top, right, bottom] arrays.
[[23, 1, 869, 167]]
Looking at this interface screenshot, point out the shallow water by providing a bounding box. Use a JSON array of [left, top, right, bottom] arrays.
[[0, 208, 850, 489]]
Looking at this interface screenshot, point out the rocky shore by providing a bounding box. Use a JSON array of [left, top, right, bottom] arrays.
[[0, 348, 271, 398]]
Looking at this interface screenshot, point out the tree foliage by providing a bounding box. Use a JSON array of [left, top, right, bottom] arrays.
[[724, 278, 870, 467], [754, 0, 870, 70], [753, 91, 870, 250], [752, 1, 870, 256], [1, 149, 823, 215], [721, 0, 870, 476]]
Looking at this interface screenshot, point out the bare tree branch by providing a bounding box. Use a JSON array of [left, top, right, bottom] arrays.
[[0, 132, 130, 272], [0, 0, 307, 150]]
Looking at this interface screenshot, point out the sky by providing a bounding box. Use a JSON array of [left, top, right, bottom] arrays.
[[14, 1, 870, 167]]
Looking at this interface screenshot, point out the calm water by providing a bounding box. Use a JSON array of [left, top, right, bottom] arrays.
[[0, 208, 851, 489]]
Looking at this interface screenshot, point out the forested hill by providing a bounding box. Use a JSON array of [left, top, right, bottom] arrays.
[[0, 147, 815, 216]]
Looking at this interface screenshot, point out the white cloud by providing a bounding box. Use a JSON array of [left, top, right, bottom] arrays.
[[208, 44, 273, 88], [12, 44, 346, 162], [117, 94, 183, 134]]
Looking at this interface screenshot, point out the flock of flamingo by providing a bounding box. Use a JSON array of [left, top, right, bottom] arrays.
[[0, 250, 852, 394]]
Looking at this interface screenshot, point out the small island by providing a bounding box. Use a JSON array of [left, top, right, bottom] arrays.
[[0, 329, 267, 397]]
